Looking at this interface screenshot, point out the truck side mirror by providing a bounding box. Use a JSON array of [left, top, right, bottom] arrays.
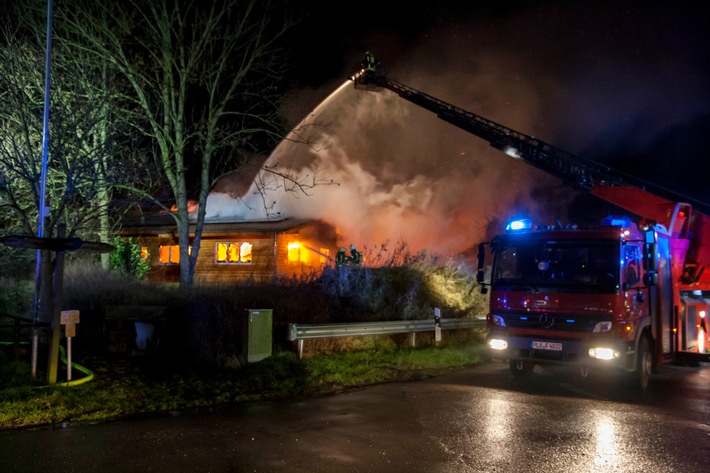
[[476, 243, 487, 284], [476, 243, 491, 294], [643, 228, 657, 272]]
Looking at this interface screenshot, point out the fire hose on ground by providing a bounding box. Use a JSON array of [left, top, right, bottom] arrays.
[[54, 344, 94, 387], [1, 341, 94, 387]]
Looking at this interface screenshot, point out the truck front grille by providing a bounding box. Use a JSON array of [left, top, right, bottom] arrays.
[[500, 312, 602, 333]]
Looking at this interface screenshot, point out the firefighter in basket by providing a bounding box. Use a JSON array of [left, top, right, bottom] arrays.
[[362, 51, 378, 77]]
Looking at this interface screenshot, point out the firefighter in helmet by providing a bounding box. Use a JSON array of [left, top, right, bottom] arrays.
[[362, 51, 378, 77], [349, 244, 363, 266], [336, 247, 348, 267]]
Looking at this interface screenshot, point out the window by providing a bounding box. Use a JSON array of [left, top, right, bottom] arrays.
[[492, 241, 619, 291], [286, 241, 330, 264], [624, 245, 640, 286], [159, 245, 180, 265], [495, 246, 521, 280], [139, 246, 149, 261], [288, 242, 302, 262], [215, 242, 252, 264]]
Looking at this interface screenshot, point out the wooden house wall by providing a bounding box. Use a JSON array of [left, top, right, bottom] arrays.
[[195, 232, 276, 284], [120, 221, 335, 285], [132, 234, 181, 284]]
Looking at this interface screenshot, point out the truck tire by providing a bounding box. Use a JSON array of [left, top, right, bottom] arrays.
[[633, 336, 652, 391], [509, 360, 534, 377]]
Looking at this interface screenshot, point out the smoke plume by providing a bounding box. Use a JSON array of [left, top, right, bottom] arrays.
[[203, 2, 710, 257]]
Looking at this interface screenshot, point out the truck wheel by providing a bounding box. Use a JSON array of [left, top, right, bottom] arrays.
[[509, 360, 533, 377], [633, 336, 652, 391]]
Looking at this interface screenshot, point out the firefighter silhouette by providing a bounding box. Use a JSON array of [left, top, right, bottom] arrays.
[[336, 247, 348, 267], [349, 244, 363, 266], [362, 51, 378, 76]]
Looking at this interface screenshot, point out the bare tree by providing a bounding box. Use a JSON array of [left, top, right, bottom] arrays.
[[0, 12, 143, 382], [0, 1, 148, 269], [62, 0, 323, 287], [0, 22, 127, 252]]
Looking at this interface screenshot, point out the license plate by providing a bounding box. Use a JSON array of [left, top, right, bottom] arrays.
[[532, 340, 562, 351]]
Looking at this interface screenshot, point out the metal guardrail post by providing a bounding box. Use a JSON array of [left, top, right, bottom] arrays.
[[287, 317, 486, 359]]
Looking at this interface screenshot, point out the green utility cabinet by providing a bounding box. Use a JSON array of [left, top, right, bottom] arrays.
[[247, 309, 273, 362]]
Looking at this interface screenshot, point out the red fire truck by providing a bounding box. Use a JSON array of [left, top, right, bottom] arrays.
[[352, 61, 710, 390]]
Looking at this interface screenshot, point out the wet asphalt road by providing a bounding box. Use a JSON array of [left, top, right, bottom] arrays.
[[1, 361, 709, 473]]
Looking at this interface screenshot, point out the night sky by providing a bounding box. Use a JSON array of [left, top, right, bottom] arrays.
[[216, 0, 710, 254]]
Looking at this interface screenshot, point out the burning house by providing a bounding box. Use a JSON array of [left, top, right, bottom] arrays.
[[117, 215, 337, 284]]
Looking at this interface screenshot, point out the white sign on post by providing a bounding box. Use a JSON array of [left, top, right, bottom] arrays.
[[60, 310, 80, 325], [60, 310, 80, 381]]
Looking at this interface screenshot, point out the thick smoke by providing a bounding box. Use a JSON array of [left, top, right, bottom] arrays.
[[206, 69, 567, 255], [203, 2, 710, 257]]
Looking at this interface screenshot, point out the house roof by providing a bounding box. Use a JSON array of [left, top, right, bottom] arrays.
[[118, 214, 316, 236]]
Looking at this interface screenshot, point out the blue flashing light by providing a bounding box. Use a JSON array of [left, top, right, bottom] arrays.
[[602, 215, 632, 228], [506, 218, 532, 231]]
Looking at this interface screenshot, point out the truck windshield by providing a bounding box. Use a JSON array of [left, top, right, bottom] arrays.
[[492, 241, 619, 290]]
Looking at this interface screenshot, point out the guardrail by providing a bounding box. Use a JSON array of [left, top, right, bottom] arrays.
[[287, 317, 486, 359]]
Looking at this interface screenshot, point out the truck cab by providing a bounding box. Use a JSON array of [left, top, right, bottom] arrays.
[[478, 216, 654, 388]]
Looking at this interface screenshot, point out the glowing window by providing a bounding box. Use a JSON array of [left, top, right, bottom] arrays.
[[158, 245, 180, 265], [139, 246, 149, 261], [215, 242, 252, 264], [287, 241, 310, 263], [287, 242, 300, 262], [240, 243, 252, 263]]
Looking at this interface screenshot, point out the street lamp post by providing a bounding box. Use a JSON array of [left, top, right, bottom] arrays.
[[32, 0, 54, 377]]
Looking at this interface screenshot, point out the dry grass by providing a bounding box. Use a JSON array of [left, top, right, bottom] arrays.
[[4, 247, 489, 373], [0, 247, 490, 430]]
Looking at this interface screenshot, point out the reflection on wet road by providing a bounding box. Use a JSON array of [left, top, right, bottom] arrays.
[[1, 362, 708, 472]]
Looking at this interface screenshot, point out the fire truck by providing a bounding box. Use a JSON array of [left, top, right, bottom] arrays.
[[351, 61, 710, 390]]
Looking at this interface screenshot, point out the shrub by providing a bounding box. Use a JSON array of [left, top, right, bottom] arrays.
[[60, 246, 488, 370], [0, 279, 33, 318], [0, 246, 35, 280], [109, 237, 150, 279], [62, 261, 182, 356]]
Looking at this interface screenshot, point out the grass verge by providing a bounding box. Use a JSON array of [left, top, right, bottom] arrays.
[[0, 343, 486, 431]]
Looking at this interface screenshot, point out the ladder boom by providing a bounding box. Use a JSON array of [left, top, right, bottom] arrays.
[[352, 68, 710, 216]]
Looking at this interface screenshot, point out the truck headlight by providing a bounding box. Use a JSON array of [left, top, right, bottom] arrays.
[[588, 347, 619, 360], [488, 339, 508, 350]]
